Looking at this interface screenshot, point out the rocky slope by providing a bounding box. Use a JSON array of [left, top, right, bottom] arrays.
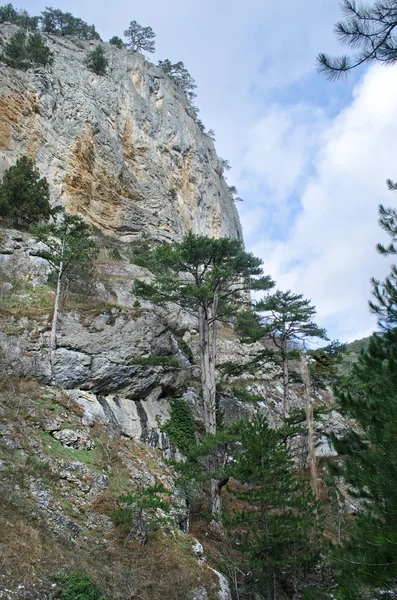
[[0, 23, 242, 243], [0, 23, 345, 600]]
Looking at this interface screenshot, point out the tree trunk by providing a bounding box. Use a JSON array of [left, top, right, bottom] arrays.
[[301, 351, 318, 497], [282, 354, 289, 418], [50, 261, 63, 353], [198, 304, 220, 515]]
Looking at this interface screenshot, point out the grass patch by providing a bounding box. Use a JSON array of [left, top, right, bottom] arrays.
[[0, 282, 53, 318], [38, 432, 104, 471]]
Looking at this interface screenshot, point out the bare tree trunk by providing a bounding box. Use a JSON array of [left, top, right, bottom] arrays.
[[50, 261, 63, 353], [198, 304, 221, 515], [301, 351, 318, 498], [282, 354, 289, 418]]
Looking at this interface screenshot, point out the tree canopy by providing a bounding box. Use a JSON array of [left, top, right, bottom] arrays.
[[157, 59, 197, 101], [41, 6, 100, 39], [0, 156, 52, 228], [134, 232, 274, 514], [0, 29, 53, 69], [318, 0, 397, 79], [123, 20, 155, 53]]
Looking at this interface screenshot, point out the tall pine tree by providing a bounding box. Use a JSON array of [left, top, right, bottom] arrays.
[[134, 232, 274, 515]]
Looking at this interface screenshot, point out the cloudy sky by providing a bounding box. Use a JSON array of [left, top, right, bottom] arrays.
[[25, 0, 397, 342]]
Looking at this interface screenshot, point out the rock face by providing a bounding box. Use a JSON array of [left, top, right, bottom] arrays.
[[0, 23, 242, 243]]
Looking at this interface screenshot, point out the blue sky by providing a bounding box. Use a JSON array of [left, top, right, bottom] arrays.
[[23, 0, 397, 342]]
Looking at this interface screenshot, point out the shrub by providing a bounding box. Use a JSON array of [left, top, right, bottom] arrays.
[[58, 571, 107, 600], [112, 483, 170, 544], [163, 399, 196, 456], [0, 157, 52, 228], [86, 46, 107, 75], [0, 30, 53, 69], [108, 35, 123, 48], [26, 31, 54, 66]]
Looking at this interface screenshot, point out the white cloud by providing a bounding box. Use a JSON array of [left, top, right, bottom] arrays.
[[249, 64, 397, 341]]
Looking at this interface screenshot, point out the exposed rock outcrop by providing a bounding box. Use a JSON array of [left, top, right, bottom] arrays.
[[0, 23, 242, 243]]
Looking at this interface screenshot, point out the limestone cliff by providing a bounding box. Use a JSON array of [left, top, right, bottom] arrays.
[[0, 23, 242, 242]]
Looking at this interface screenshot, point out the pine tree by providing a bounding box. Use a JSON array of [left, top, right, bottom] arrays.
[[124, 20, 155, 53], [226, 414, 321, 600], [0, 156, 52, 228], [41, 7, 100, 40], [157, 59, 197, 101], [0, 30, 53, 69], [318, 0, 397, 80], [0, 3, 39, 29], [134, 232, 274, 514], [86, 46, 108, 75], [26, 32, 53, 66], [252, 290, 327, 417], [33, 210, 98, 354], [330, 188, 397, 597], [108, 36, 123, 48]]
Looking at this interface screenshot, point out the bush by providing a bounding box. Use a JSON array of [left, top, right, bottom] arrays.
[[163, 399, 196, 456], [0, 157, 52, 228], [86, 46, 107, 75], [108, 35, 123, 48], [26, 31, 54, 66], [0, 30, 53, 69], [112, 483, 170, 544], [58, 572, 107, 600]]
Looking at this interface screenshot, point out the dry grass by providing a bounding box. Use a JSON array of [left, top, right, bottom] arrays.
[[0, 377, 222, 599]]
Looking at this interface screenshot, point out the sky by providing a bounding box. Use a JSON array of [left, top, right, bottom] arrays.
[[24, 0, 397, 342]]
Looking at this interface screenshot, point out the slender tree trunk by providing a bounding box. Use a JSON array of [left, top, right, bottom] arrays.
[[198, 304, 220, 515], [50, 261, 63, 353], [301, 351, 318, 497], [282, 353, 289, 418]]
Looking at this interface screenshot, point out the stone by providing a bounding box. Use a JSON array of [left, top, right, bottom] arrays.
[[52, 429, 95, 450], [187, 588, 208, 600], [192, 539, 205, 563], [0, 23, 242, 245]]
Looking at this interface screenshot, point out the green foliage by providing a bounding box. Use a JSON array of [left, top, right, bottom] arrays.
[[0, 29, 53, 69], [370, 200, 397, 328], [41, 7, 100, 39], [329, 195, 397, 597], [33, 208, 99, 293], [308, 340, 347, 392], [163, 399, 196, 456], [108, 246, 123, 261], [0, 29, 28, 68], [86, 45, 108, 75], [0, 156, 52, 228], [318, 0, 397, 80], [157, 59, 197, 101], [228, 387, 264, 404], [0, 3, 39, 29], [26, 31, 53, 65], [108, 35, 123, 48], [256, 290, 328, 352], [331, 329, 397, 597], [134, 231, 274, 323], [112, 483, 170, 543], [57, 571, 107, 600], [226, 414, 321, 599], [175, 336, 194, 363], [127, 235, 155, 269], [124, 20, 155, 53]]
